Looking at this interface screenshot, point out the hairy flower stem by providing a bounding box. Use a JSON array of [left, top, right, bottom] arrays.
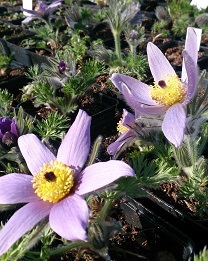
[[130, 45, 136, 58], [97, 191, 123, 223], [113, 31, 122, 64], [48, 241, 92, 257]]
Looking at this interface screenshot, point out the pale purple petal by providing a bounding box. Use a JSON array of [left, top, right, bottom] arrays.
[[46, 0, 62, 11], [182, 50, 198, 103], [21, 8, 37, 16], [22, 16, 35, 23], [147, 42, 176, 81], [57, 110, 91, 174], [122, 109, 136, 128], [162, 103, 186, 147], [182, 27, 198, 82], [136, 104, 168, 115], [0, 201, 52, 256], [76, 160, 135, 195], [110, 73, 157, 106], [18, 134, 56, 175], [0, 173, 39, 204], [107, 130, 135, 156], [49, 194, 88, 241]]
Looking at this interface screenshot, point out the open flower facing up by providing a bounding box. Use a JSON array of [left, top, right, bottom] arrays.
[[21, 0, 62, 24], [0, 110, 135, 256], [110, 27, 200, 147], [0, 117, 19, 146]]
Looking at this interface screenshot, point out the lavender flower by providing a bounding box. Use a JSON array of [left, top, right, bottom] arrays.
[[0, 110, 135, 255], [21, 0, 62, 24], [0, 117, 19, 146], [107, 109, 162, 157], [110, 27, 200, 148], [107, 109, 137, 157]]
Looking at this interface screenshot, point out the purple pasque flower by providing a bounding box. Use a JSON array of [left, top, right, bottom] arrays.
[[0, 117, 19, 146], [21, 0, 62, 24], [58, 60, 67, 74], [110, 27, 199, 148], [0, 109, 135, 255], [107, 109, 137, 157]]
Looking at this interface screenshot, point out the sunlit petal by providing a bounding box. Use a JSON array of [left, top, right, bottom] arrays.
[[0, 201, 52, 256], [162, 103, 186, 147], [50, 194, 88, 241], [18, 134, 56, 175], [147, 42, 176, 81], [76, 160, 135, 195]]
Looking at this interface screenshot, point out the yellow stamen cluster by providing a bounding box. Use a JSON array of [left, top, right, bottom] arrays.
[[32, 160, 74, 203], [117, 118, 129, 134], [150, 75, 186, 106]]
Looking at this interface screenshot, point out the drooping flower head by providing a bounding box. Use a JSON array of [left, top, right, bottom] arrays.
[[110, 27, 200, 148], [58, 61, 67, 74], [0, 109, 135, 256], [0, 117, 19, 146], [21, 0, 62, 24]]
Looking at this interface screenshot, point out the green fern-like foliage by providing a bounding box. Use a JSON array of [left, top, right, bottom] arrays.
[[34, 111, 68, 141]]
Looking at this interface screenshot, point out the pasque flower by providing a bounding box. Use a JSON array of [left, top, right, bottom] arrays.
[[107, 109, 137, 157], [0, 117, 19, 146], [110, 27, 199, 147], [21, 0, 62, 24], [58, 61, 67, 74], [0, 110, 135, 255]]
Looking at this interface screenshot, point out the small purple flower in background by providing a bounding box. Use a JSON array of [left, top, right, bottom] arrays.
[[0, 117, 19, 146], [0, 109, 135, 255], [58, 61, 67, 74], [110, 27, 200, 148], [107, 109, 137, 157], [21, 0, 62, 24]]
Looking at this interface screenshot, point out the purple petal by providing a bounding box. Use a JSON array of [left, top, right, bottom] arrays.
[[0, 173, 39, 204], [0, 201, 52, 256], [136, 104, 168, 115], [21, 8, 37, 16], [76, 160, 135, 195], [110, 73, 157, 106], [162, 103, 186, 147], [49, 194, 88, 241], [48, 0, 62, 9], [57, 110, 91, 174], [22, 17, 36, 23], [182, 50, 198, 103], [107, 130, 135, 156], [147, 42, 176, 81], [122, 109, 136, 128], [18, 134, 56, 175], [182, 27, 198, 82]]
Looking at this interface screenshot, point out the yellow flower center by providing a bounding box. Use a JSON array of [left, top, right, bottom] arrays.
[[32, 160, 74, 203], [150, 74, 186, 106], [117, 118, 129, 134]]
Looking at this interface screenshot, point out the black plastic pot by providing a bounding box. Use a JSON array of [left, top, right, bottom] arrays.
[[0, 38, 50, 67], [88, 91, 119, 140], [120, 196, 195, 261], [0, 74, 30, 95], [136, 188, 208, 256]]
